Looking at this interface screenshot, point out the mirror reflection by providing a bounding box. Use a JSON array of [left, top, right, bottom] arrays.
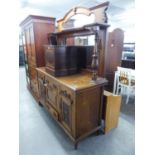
[[71, 14, 95, 28], [63, 13, 95, 29], [74, 35, 95, 46]]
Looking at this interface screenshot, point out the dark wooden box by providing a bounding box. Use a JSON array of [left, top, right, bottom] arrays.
[[44, 45, 93, 76]]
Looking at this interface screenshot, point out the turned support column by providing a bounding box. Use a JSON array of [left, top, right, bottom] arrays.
[[91, 28, 99, 81]]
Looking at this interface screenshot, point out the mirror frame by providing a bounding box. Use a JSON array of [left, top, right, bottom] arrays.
[[57, 1, 109, 32]]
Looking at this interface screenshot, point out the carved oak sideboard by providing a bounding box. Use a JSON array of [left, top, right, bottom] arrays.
[[36, 67, 107, 149]]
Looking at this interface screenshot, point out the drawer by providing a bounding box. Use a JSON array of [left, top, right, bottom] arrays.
[[46, 103, 59, 121]]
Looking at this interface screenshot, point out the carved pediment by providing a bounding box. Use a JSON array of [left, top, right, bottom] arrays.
[[57, 1, 109, 32]]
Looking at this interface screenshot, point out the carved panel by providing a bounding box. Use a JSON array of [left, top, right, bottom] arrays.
[[45, 78, 58, 109], [62, 101, 70, 126], [60, 97, 72, 131], [59, 87, 73, 131], [38, 73, 46, 105], [29, 67, 38, 97]]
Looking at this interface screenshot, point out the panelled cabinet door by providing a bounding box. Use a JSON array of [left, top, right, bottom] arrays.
[[25, 28, 31, 59], [22, 32, 30, 86], [29, 67, 38, 97], [24, 24, 36, 67], [38, 74, 46, 105], [29, 25, 36, 65], [45, 77, 58, 109], [59, 89, 73, 132]]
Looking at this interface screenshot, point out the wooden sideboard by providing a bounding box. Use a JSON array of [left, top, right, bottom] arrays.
[[20, 15, 56, 100], [36, 67, 107, 149], [20, 2, 122, 149]]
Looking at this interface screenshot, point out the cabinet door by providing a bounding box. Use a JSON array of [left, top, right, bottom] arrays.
[[45, 77, 58, 110], [29, 67, 38, 98], [22, 32, 30, 87], [24, 25, 36, 67], [29, 26, 36, 65], [38, 72, 46, 105], [59, 88, 73, 132], [25, 28, 31, 62]]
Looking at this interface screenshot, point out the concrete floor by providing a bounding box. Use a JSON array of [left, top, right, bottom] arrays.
[[19, 67, 135, 155]]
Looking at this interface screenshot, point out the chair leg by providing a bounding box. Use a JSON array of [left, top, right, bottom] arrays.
[[122, 87, 126, 95], [121, 86, 126, 95], [116, 85, 120, 95], [120, 86, 123, 95], [126, 89, 130, 104]]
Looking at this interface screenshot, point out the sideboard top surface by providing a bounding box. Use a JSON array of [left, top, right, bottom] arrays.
[[36, 67, 107, 91]]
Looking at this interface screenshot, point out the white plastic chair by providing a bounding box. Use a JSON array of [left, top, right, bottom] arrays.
[[116, 67, 135, 104]]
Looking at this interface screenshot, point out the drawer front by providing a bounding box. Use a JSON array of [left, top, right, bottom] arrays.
[[45, 76, 59, 110]]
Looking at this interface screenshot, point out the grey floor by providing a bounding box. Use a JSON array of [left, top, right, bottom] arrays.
[[19, 67, 135, 155]]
